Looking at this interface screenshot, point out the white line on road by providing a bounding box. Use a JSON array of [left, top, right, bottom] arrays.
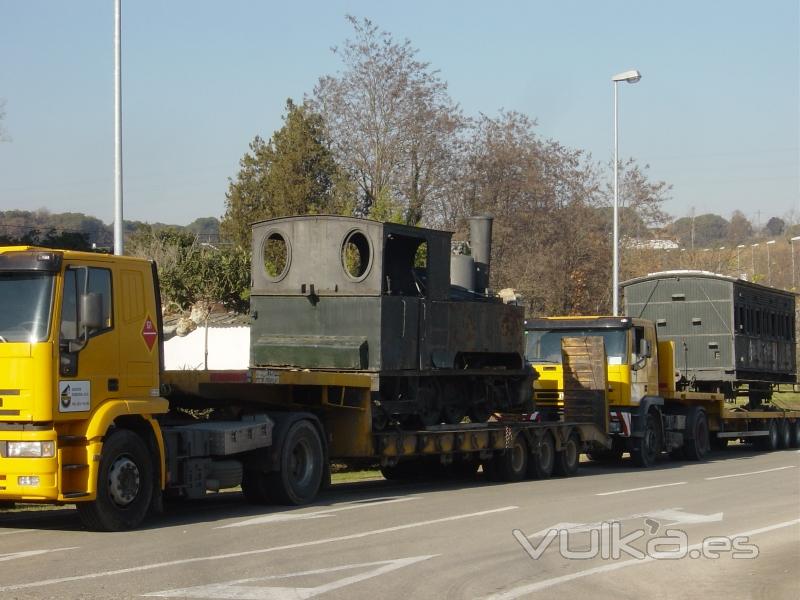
[[216, 496, 420, 528], [484, 518, 800, 599], [0, 547, 79, 562], [0, 529, 34, 536], [595, 482, 687, 496], [704, 465, 796, 480], [0, 505, 518, 593], [145, 554, 438, 598]]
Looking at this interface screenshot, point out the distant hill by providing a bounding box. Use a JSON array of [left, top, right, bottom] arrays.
[[0, 209, 220, 250]]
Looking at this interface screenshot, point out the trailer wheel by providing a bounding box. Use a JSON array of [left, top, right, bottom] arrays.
[[268, 420, 324, 505], [683, 409, 710, 461], [527, 432, 555, 480], [777, 420, 791, 450], [484, 433, 528, 482], [554, 432, 580, 477], [76, 429, 153, 532], [757, 420, 779, 452], [789, 420, 800, 449], [631, 412, 661, 468]]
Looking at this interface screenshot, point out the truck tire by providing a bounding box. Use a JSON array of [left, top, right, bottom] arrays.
[[683, 409, 710, 461], [757, 420, 779, 452], [526, 432, 555, 480], [76, 429, 154, 532], [777, 420, 791, 450], [789, 420, 800, 449], [554, 432, 580, 477], [484, 433, 528, 482], [267, 420, 324, 505], [631, 412, 661, 468]]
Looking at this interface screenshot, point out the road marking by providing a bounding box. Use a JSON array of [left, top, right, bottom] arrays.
[[595, 482, 687, 496], [704, 465, 796, 480], [216, 496, 420, 528], [0, 547, 78, 562], [527, 508, 723, 538], [0, 505, 517, 593], [0, 529, 34, 536], [485, 518, 800, 599], [145, 554, 437, 598]]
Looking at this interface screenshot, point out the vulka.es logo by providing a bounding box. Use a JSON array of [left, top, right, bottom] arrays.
[[513, 521, 759, 561]]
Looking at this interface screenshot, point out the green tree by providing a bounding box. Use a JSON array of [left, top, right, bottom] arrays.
[[220, 99, 349, 248]]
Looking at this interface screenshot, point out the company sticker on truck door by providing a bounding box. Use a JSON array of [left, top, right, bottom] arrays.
[[59, 381, 91, 412]]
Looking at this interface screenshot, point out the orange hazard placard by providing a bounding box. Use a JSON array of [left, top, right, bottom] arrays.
[[142, 315, 158, 351]]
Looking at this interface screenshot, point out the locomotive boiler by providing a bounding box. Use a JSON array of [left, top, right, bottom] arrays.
[[249, 215, 531, 429]]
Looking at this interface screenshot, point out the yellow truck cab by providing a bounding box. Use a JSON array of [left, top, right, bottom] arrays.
[[0, 247, 168, 527], [525, 315, 707, 467]]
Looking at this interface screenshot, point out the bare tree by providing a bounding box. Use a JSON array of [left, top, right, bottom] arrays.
[[311, 16, 465, 224]]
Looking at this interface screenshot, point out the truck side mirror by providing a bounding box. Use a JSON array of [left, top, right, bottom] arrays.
[[640, 338, 652, 359], [80, 292, 104, 332]]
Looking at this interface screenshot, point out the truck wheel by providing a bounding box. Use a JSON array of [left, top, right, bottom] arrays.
[[268, 420, 324, 505], [789, 420, 800, 449], [757, 420, 779, 452], [484, 433, 528, 482], [526, 432, 555, 480], [683, 409, 710, 461], [76, 429, 153, 532], [777, 420, 791, 450], [554, 432, 580, 477], [631, 413, 661, 468]]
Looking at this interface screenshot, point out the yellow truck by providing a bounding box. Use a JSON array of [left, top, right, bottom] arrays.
[[0, 246, 606, 530], [525, 315, 800, 468]]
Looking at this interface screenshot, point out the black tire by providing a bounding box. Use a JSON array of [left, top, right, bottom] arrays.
[[526, 432, 555, 480], [631, 412, 661, 468], [267, 420, 324, 505], [789, 420, 800, 449], [777, 420, 791, 450], [76, 429, 154, 532], [484, 433, 528, 482], [554, 432, 580, 477], [757, 420, 779, 452], [683, 409, 710, 461]]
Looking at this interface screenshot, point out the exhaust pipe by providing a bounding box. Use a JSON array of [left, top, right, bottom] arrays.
[[468, 216, 493, 295]]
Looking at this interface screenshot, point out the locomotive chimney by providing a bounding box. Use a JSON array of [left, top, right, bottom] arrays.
[[468, 215, 493, 295]]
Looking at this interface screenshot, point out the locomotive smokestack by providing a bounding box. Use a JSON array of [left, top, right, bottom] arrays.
[[468, 215, 493, 294]]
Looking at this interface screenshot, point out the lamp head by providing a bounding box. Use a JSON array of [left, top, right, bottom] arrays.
[[612, 70, 642, 83]]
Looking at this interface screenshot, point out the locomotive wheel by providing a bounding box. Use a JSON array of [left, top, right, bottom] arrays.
[[417, 385, 442, 427], [443, 403, 466, 425]]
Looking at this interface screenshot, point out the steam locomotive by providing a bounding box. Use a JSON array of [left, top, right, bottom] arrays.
[[248, 215, 531, 429]]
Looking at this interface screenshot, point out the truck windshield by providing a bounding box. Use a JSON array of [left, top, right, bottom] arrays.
[[525, 328, 627, 365], [0, 272, 54, 342]]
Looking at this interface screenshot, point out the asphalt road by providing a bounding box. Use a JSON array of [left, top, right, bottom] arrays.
[[1, 446, 799, 600]]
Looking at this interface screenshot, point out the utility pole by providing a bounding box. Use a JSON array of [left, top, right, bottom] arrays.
[[114, 0, 123, 255]]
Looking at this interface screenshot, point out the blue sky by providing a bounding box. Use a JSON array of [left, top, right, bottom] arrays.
[[0, 1, 797, 227]]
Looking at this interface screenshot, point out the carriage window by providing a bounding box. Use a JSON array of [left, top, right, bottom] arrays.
[[342, 230, 371, 281], [263, 231, 290, 281]]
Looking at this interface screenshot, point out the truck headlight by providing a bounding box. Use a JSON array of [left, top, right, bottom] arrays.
[[6, 441, 55, 458]]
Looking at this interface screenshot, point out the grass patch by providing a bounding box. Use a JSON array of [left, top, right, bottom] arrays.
[[331, 470, 383, 484]]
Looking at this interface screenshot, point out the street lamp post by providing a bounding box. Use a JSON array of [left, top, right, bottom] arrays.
[[751, 243, 759, 281], [792, 236, 800, 290], [612, 69, 641, 316], [718, 246, 725, 273], [766, 240, 776, 285]]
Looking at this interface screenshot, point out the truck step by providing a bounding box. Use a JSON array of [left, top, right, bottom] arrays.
[[58, 435, 87, 446], [62, 491, 90, 499], [62, 463, 89, 471]]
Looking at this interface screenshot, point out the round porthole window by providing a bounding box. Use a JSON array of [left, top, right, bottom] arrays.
[[341, 230, 372, 281], [262, 230, 290, 281]]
